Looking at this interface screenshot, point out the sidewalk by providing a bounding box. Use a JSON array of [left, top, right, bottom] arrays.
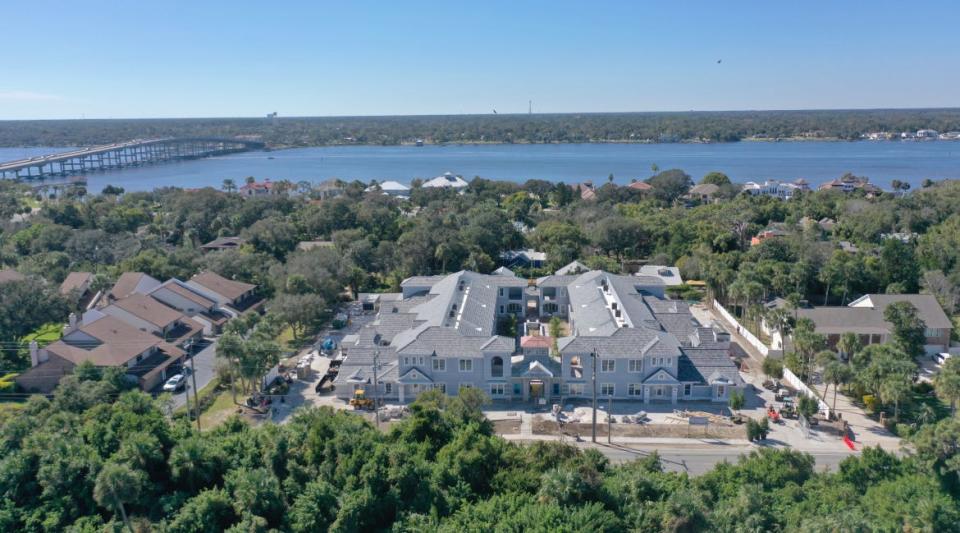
[[698, 303, 902, 452]]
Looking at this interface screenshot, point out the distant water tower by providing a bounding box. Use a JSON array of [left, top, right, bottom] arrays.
[[267, 111, 279, 126]]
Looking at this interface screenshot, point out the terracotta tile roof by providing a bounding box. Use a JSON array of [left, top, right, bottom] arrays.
[[0, 269, 25, 284], [47, 316, 160, 367]]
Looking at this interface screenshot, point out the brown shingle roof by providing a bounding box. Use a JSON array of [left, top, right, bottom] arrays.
[[190, 271, 255, 302], [110, 272, 149, 300], [0, 269, 25, 284], [113, 294, 183, 329], [47, 316, 160, 367], [163, 283, 216, 308], [60, 272, 93, 295]]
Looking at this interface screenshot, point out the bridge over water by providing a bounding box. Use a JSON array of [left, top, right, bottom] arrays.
[[0, 137, 266, 180]]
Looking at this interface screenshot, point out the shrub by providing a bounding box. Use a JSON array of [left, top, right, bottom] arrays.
[[863, 394, 877, 413]]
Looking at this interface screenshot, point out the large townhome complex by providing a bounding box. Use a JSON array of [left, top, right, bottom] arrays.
[[335, 268, 740, 405], [16, 270, 261, 393]]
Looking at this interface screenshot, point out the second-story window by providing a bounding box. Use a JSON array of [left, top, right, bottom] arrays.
[[601, 359, 615, 372], [459, 359, 473, 372], [433, 359, 446, 371], [628, 359, 642, 372]]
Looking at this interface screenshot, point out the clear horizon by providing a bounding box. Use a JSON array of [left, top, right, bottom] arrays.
[[2, 1, 958, 120]]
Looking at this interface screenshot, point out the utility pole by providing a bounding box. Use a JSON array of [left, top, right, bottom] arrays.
[[183, 378, 192, 430], [372, 349, 381, 429], [607, 395, 612, 444], [189, 351, 201, 431], [591, 348, 598, 443]]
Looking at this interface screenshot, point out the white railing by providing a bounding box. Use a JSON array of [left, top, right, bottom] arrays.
[[782, 367, 832, 419], [712, 299, 770, 356]]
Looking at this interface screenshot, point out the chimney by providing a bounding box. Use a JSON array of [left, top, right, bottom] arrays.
[[67, 312, 78, 333], [29, 341, 39, 367]]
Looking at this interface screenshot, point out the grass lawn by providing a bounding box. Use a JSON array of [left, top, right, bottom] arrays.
[[23, 323, 62, 344], [199, 387, 241, 430]]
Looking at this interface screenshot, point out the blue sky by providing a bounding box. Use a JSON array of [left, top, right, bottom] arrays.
[[1, 1, 958, 119]]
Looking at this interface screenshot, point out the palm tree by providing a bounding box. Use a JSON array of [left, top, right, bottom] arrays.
[[434, 243, 452, 273], [836, 332, 862, 362], [934, 357, 960, 417], [764, 307, 793, 350], [222, 178, 236, 193], [94, 462, 145, 533], [879, 375, 911, 421], [824, 362, 853, 411]]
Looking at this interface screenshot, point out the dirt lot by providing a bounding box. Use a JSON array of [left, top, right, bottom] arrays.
[[533, 417, 747, 439], [493, 419, 522, 435]]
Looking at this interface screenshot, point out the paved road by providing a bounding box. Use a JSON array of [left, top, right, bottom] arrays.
[[554, 441, 850, 475], [167, 339, 218, 409]]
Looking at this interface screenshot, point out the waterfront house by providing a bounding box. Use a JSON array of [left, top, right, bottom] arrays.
[[500, 249, 548, 269], [422, 172, 469, 189], [239, 179, 275, 197]]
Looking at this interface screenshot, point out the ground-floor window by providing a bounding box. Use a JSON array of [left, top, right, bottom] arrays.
[[655, 386, 664, 397], [490, 383, 505, 396], [385, 383, 392, 394], [514, 383, 522, 395], [683, 383, 691, 396], [628, 383, 642, 396], [717, 385, 725, 398], [601, 383, 615, 396], [569, 383, 584, 395], [552, 383, 560, 395], [435, 383, 446, 393], [460, 383, 474, 391]]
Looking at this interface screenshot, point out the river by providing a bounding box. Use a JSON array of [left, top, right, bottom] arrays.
[[2, 141, 959, 193]]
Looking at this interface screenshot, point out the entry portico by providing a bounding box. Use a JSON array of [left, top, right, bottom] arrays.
[[397, 367, 434, 403]]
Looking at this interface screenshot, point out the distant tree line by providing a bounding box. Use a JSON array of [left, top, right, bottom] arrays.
[[3, 108, 960, 147]]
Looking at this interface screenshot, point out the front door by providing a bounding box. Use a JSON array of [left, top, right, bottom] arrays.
[[529, 380, 544, 401]]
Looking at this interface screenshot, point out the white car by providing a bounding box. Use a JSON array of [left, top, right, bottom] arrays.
[[162, 374, 186, 392], [934, 353, 952, 366]]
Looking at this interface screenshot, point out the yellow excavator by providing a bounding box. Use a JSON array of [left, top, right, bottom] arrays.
[[350, 389, 374, 410]]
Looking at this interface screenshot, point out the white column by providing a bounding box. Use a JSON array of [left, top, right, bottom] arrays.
[[399, 385, 405, 403], [643, 386, 649, 404], [671, 386, 677, 404]]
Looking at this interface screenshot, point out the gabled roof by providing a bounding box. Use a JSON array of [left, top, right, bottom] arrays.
[[113, 293, 183, 329], [47, 315, 160, 367], [554, 260, 589, 276], [850, 294, 952, 330], [158, 282, 217, 308], [59, 272, 93, 295], [200, 236, 245, 251], [110, 272, 159, 300], [190, 271, 255, 301]]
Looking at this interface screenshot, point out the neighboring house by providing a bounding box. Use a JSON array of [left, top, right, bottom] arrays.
[[60, 272, 93, 297], [636, 265, 684, 287], [15, 314, 185, 393], [687, 183, 720, 203], [790, 294, 951, 355], [742, 179, 809, 200], [97, 293, 203, 350], [314, 179, 346, 199], [365, 180, 410, 198], [149, 280, 231, 334], [239, 179, 275, 197], [200, 236, 246, 253], [554, 260, 589, 276], [751, 228, 790, 246], [108, 272, 162, 301], [818, 175, 882, 195], [0, 269, 25, 284], [628, 181, 653, 193], [577, 182, 597, 201], [422, 172, 469, 189], [500, 249, 547, 269], [334, 269, 741, 405], [187, 271, 262, 313]]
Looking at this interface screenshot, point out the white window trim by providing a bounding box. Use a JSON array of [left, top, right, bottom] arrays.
[[490, 384, 505, 396], [459, 359, 473, 372], [601, 360, 616, 373], [628, 359, 642, 373], [433, 359, 446, 371], [601, 383, 615, 396]]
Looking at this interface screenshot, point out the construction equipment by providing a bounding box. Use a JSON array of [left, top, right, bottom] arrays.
[[350, 389, 374, 410]]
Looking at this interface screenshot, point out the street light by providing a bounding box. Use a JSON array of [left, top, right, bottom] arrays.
[[591, 348, 598, 443]]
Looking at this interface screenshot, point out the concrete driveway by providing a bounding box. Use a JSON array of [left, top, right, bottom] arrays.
[[165, 338, 218, 409]]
